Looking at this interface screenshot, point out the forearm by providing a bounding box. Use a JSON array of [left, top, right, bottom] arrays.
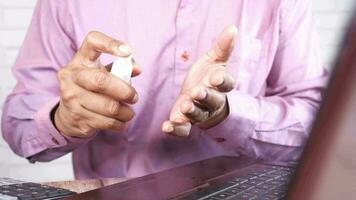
[[1, 94, 90, 162]]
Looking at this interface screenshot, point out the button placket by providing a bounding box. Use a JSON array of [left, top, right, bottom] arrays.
[[174, 0, 195, 86]]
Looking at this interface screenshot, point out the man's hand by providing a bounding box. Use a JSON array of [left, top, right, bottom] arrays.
[[162, 25, 237, 137], [54, 31, 141, 138]]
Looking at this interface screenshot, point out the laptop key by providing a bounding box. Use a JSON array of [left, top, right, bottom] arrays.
[[249, 188, 269, 195], [224, 187, 244, 195], [33, 194, 50, 199], [258, 194, 285, 200], [257, 196, 279, 200], [266, 189, 287, 198], [0, 178, 76, 200], [232, 193, 258, 200], [248, 179, 265, 186], [244, 174, 259, 180], [235, 183, 255, 190], [228, 178, 248, 185], [16, 193, 33, 198], [256, 183, 274, 190], [203, 197, 220, 200], [209, 192, 231, 199], [1, 190, 11, 194], [0, 193, 18, 200], [269, 180, 285, 186], [176, 165, 294, 200], [180, 187, 223, 200]]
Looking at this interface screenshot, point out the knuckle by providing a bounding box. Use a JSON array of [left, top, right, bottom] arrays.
[[78, 125, 94, 137], [204, 51, 214, 61], [107, 38, 119, 51], [93, 71, 110, 90], [107, 100, 121, 115], [85, 31, 100, 45], [190, 86, 204, 97], [69, 111, 82, 122], [57, 68, 71, 82], [216, 65, 227, 71], [61, 90, 76, 102], [209, 65, 225, 75]]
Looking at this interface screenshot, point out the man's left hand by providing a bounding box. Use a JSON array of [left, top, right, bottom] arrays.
[[162, 25, 237, 137]]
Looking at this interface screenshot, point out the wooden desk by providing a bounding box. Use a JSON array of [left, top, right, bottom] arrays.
[[43, 178, 129, 194]]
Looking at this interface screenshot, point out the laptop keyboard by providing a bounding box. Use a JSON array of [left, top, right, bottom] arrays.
[[0, 178, 76, 200], [179, 165, 295, 200]]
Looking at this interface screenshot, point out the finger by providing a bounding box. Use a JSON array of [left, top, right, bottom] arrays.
[[208, 67, 236, 92], [86, 57, 105, 68], [73, 68, 138, 104], [164, 95, 193, 137], [206, 25, 237, 63], [84, 109, 126, 131], [131, 58, 142, 77], [78, 89, 135, 122], [191, 87, 226, 112], [180, 99, 209, 123], [162, 121, 191, 137], [74, 31, 133, 66], [57, 102, 124, 138]]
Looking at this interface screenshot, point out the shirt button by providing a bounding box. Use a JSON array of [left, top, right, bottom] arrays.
[[181, 51, 190, 62]]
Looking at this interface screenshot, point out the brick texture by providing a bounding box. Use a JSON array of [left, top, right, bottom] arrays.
[[0, 0, 354, 182]]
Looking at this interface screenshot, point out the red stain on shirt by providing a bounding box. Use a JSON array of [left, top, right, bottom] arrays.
[[181, 51, 190, 62]]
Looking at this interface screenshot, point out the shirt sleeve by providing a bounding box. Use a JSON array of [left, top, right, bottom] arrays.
[[202, 0, 329, 161], [1, 0, 91, 162]]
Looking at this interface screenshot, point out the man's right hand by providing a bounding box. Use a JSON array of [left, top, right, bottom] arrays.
[[54, 31, 141, 138]]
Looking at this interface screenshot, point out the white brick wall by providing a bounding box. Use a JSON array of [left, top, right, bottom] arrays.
[[313, 0, 355, 66], [0, 0, 354, 183]]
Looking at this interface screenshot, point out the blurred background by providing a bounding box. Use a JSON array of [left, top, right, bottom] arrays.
[[0, 0, 354, 182]]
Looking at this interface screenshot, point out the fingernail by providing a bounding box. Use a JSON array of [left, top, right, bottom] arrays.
[[229, 25, 238, 35], [174, 124, 191, 137], [198, 90, 207, 100], [228, 25, 238, 48], [187, 103, 195, 114], [163, 123, 174, 133], [213, 77, 224, 87], [219, 78, 225, 85], [118, 44, 133, 55], [132, 93, 139, 103]]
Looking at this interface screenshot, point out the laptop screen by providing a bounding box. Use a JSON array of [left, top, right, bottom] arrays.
[[288, 12, 356, 200]]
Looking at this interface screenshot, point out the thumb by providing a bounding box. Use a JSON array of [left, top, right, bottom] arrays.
[[206, 25, 237, 63]]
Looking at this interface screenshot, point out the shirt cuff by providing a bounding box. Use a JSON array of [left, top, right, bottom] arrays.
[[208, 90, 259, 134], [34, 97, 93, 149], [200, 91, 259, 153]]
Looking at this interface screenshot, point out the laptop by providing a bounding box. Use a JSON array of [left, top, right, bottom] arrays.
[[63, 13, 356, 200]]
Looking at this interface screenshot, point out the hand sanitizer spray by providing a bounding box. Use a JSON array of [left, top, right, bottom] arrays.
[[110, 55, 134, 83]]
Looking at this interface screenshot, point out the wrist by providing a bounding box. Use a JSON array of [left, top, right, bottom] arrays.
[[50, 102, 60, 131], [52, 104, 72, 137]]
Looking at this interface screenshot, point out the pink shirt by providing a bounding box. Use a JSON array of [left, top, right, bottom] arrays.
[[2, 0, 328, 179]]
